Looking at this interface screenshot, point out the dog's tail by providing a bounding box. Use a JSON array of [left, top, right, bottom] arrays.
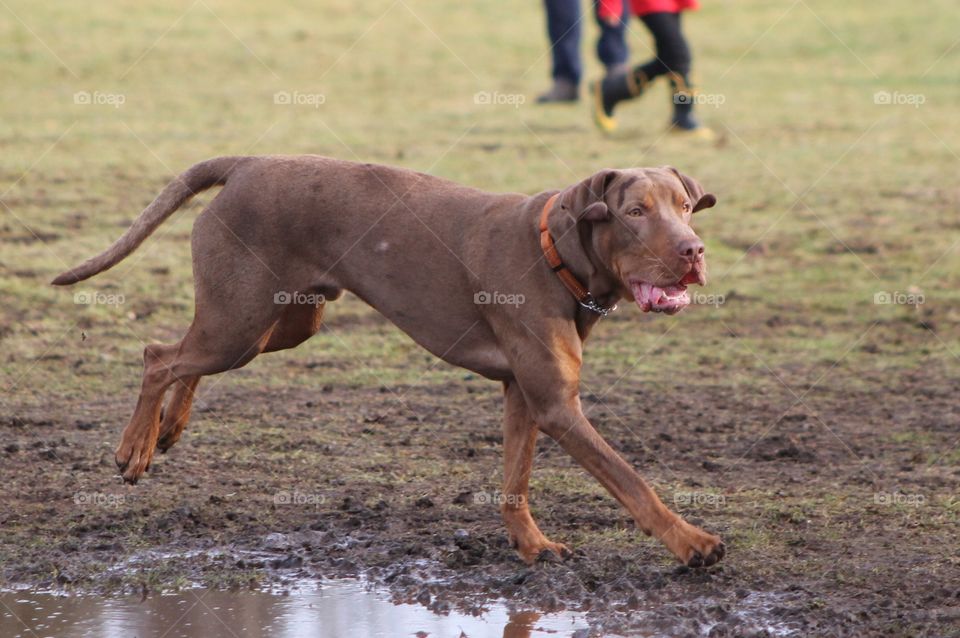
[[51, 156, 250, 286]]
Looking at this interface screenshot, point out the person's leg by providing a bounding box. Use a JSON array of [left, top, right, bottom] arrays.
[[640, 12, 688, 88], [594, 1, 629, 76], [592, 12, 678, 129], [538, 0, 582, 103], [593, 11, 711, 135], [651, 13, 702, 130]]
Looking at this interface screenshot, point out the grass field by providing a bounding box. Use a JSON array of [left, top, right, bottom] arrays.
[[2, 1, 959, 636]]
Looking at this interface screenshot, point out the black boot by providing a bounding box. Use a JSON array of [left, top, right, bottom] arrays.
[[668, 72, 715, 139], [590, 68, 647, 132], [668, 72, 699, 129]]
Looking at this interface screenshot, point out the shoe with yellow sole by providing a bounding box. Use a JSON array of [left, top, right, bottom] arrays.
[[668, 72, 716, 141], [590, 69, 647, 133], [590, 80, 617, 132]]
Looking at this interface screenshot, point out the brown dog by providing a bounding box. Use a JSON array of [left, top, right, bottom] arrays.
[[53, 156, 724, 568]]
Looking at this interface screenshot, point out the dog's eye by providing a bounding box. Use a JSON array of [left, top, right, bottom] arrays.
[[681, 202, 691, 212], [627, 207, 644, 217]]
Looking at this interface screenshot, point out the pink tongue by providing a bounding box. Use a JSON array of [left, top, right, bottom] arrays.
[[644, 283, 661, 306], [632, 282, 687, 313], [635, 282, 662, 311]]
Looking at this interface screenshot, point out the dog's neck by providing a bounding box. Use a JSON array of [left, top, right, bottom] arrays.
[[539, 193, 623, 324], [578, 221, 623, 308]]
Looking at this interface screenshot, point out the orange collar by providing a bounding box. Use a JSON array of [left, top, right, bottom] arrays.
[[538, 194, 615, 316]]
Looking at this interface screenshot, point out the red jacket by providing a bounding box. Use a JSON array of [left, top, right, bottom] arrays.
[[598, 0, 699, 21]]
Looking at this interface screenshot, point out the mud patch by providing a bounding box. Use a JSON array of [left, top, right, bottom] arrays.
[[1, 368, 958, 636]]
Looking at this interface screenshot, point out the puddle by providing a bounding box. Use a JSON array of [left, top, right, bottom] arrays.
[[0, 580, 592, 638]]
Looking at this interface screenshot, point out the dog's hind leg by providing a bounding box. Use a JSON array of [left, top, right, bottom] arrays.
[[116, 320, 277, 483], [114, 341, 193, 484], [156, 376, 200, 454], [155, 300, 326, 454], [500, 380, 572, 564], [115, 256, 297, 483]]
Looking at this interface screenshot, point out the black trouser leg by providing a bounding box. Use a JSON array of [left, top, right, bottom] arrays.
[[639, 12, 699, 128], [637, 12, 690, 82], [598, 11, 699, 125]]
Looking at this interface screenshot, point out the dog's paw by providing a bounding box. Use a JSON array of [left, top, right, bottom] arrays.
[[661, 517, 725, 568], [510, 533, 572, 565], [115, 435, 155, 484], [685, 539, 725, 568], [156, 425, 183, 454], [156, 405, 189, 454]]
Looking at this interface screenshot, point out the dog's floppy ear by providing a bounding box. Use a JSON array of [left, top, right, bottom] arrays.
[[665, 166, 717, 213], [559, 169, 619, 222]]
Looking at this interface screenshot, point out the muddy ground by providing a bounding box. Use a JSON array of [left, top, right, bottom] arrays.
[[4, 0, 960, 634], [2, 302, 958, 637]]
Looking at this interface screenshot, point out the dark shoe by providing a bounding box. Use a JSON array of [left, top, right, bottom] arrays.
[[536, 78, 578, 104], [670, 111, 702, 131], [591, 69, 646, 132], [668, 72, 710, 134]]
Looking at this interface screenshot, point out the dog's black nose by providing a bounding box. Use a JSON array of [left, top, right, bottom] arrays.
[[678, 238, 705, 260]]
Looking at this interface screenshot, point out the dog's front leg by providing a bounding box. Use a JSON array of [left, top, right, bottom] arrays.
[[506, 333, 725, 568], [535, 399, 724, 567], [500, 380, 572, 564]]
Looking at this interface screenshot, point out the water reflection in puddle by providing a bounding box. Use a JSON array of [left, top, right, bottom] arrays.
[[1, 581, 591, 638]]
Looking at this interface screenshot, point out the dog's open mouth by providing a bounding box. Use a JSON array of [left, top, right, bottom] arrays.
[[632, 281, 690, 314], [630, 268, 704, 314]]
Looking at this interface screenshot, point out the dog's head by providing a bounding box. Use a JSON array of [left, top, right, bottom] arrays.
[[555, 166, 716, 314]]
